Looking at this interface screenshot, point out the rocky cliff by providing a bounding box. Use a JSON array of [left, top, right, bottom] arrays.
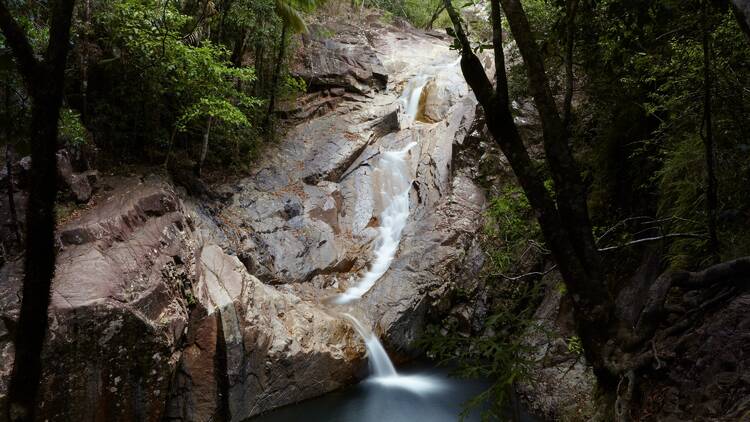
[[0, 10, 491, 422]]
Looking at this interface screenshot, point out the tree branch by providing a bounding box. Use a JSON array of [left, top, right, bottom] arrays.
[[0, 1, 40, 89], [494, 265, 557, 282], [598, 233, 708, 252]]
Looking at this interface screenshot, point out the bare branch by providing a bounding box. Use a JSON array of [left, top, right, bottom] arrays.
[[598, 233, 708, 252], [494, 265, 557, 281]]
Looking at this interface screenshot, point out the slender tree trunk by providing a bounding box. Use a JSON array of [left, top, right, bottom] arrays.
[[230, 27, 250, 67], [195, 116, 213, 177], [425, 3, 446, 30], [4, 78, 21, 245], [81, 0, 90, 121], [562, 0, 578, 128], [264, 22, 288, 131], [0, 1, 76, 420], [702, 0, 719, 261]]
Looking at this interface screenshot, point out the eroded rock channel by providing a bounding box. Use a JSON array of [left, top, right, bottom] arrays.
[[0, 13, 491, 422]]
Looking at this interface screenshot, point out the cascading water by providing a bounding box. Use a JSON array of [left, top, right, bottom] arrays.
[[343, 313, 440, 393], [342, 313, 397, 377], [399, 75, 430, 125], [329, 76, 446, 395], [334, 141, 416, 305]]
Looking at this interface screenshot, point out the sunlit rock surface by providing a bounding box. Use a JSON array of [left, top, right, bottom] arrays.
[[0, 10, 489, 421]]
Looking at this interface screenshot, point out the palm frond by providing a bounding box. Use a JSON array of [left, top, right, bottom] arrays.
[[275, 0, 308, 33]]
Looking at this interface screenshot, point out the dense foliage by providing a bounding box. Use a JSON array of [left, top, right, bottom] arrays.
[[2, 0, 749, 419], [1, 0, 320, 172], [420, 0, 750, 416]]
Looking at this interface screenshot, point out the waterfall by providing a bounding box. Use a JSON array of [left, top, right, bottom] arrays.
[[334, 141, 416, 305], [342, 313, 397, 377], [400, 75, 430, 124], [343, 313, 441, 393], [331, 76, 443, 395]]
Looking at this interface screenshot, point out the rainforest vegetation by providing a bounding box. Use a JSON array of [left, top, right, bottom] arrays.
[[1, 0, 750, 421]]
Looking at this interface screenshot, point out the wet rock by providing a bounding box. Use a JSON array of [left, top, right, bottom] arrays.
[[1, 12, 494, 420]]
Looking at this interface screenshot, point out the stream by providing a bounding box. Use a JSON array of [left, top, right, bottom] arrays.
[[248, 72, 504, 421]]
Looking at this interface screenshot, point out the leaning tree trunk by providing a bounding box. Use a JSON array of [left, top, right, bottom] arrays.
[[444, 0, 616, 387], [0, 1, 76, 420]]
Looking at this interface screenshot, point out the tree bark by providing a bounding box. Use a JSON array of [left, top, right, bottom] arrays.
[[195, 116, 213, 177], [264, 22, 288, 131], [444, 0, 614, 385], [0, 1, 76, 420], [702, 0, 719, 262]]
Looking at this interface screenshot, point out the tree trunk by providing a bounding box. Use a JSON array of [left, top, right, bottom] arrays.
[[702, 0, 719, 261], [230, 27, 250, 67], [444, 0, 615, 386], [195, 116, 213, 177], [562, 0, 579, 128], [731, 0, 750, 42], [81, 0, 90, 121], [0, 1, 76, 420], [264, 22, 289, 131], [425, 3, 446, 30], [3, 78, 21, 246]]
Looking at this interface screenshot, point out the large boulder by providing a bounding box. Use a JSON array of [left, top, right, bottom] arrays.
[[165, 244, 364, 421], [1, 176, 194, 422], [293, 22, 388, 94], [0, 176, 366, 422]]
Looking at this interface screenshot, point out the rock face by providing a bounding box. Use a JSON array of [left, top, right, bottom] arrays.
[[0, 175, 365, 422], [218, 11, 488, 356], [635, 289, 750, 420], [0, 11, 489, 422], [293, 22, 388, 94], [516, 282, 597, 421], [1, 176, 192, 422]]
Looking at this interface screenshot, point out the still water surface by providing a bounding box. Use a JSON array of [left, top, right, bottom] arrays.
[[248, 362, 534, 422]]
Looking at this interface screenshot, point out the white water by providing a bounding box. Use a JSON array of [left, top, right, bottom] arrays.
[[342, 313, 397, 377], [334, 141, 417, 305], [343, 313, 443, 394], [399, 75, 430, 125], [332, 76, 442, 396]]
